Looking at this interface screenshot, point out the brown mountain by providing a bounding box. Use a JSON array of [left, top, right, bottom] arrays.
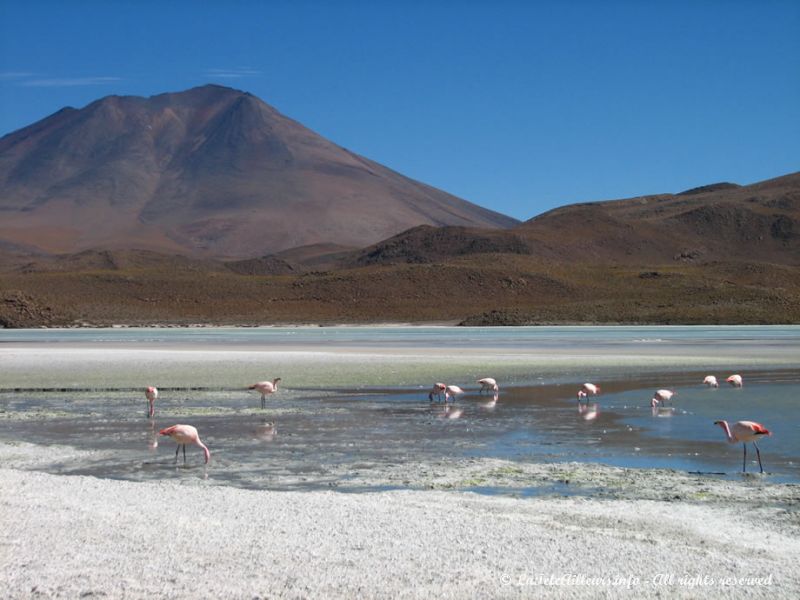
[[0, 85, 517, 258], [324, 172, 799, 268], [513, 172, 800, 265], [1, 170, 798, 328]]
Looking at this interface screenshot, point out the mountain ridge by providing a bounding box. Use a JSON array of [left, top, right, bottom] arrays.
[[0, 85, 517, 258]]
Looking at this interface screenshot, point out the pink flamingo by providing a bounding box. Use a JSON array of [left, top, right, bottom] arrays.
[[726, 374, 743, 387], [577, 383, 599, 405], [159, 424, 210, 464], [477, 378, 498, 394], [429, 383, 447, 402], [249, 378, 281, 409], [445, 385, 464, 403], [714, 420, 771, 473], [581, 383, 600, 395], [651, 389, 675, 408], [145, 386, 158, 418], [703, 376, 719, 388]]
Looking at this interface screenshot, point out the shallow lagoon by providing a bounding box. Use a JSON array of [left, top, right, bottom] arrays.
[[1, 326, 798, 490]]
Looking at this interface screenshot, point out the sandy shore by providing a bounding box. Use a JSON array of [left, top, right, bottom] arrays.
[[2, 453, 799, 599]]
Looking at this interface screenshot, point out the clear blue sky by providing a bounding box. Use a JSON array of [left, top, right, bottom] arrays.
[[1, 0, 798, 220]]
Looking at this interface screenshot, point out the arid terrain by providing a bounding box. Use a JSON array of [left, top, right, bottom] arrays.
[[1, 172, 798, 327], [0, 86, 797, 327]]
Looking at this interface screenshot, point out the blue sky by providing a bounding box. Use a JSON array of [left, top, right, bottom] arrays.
[[1, 0, 798, 220]]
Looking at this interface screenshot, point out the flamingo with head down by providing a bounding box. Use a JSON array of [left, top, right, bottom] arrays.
[[726, 374, 743, 388], [477, 378, 498, 394], [145, 386, 158, 418], [703, 376, 719, 388], [651, 389, 675, 408], [714, 420, 770, 473], [581, 383, 600, 395], [159, 424, 210, 464], [445, 385, 464, 403], [577, 383, 599, 405], [429, 383, 447, 402]]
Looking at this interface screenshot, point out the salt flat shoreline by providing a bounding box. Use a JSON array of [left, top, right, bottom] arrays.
[[3, 329, 799, 598], [2, 449, 799, 599], [2, 467, 799, 599]]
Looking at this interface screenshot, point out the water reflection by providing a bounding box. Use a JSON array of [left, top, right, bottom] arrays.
[[480, 393, 499, 410], [653, 406, 676, 418], [578, 402, 599, 421], [253, 420, 277, 442], [147, 421, 159, 451]]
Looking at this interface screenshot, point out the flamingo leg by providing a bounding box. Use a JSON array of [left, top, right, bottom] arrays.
[[182, 444, 187, 463], [742, 442, 747, 473], [754, 442, 764, 473], [261, 394, 266, 410], [174, 444, 180, 463]]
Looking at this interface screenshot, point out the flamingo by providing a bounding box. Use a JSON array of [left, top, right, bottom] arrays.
[[477, 378, 499, 394], [726, 374, 743, 387], [159, 424, 210, 464], [714, 420, 771, 473], [581, 383, 600, 396], [145, 386, 158, 418], [651, 389, 675, 408], [703, 376, 719, 388], [249, 378, 281, 409], [577, 383, 599, 405], [429, 383, 447, 402], [445, 385, 464, 403]]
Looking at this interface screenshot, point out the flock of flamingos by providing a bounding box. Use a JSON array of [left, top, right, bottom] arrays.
[[152, 373, 771, 474]]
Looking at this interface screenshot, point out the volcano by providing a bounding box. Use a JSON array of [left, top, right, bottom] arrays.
[[0, 84, 517, 258]]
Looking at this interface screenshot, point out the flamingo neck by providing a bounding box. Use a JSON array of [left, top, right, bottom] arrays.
[[717, 421, 735, 443], [272, 379, 280, 389], [198, 442, 211, 463]]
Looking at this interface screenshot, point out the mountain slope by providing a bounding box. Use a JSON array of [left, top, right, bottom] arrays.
[[292, 172, 798, 270], [0, 85, 517, 258], [1, 172, 798, 327], [514, 172, 800, 264]]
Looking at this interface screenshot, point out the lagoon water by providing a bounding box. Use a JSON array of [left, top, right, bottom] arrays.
[[1, 326, 799, 490]]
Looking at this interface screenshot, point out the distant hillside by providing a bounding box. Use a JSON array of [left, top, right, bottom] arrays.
[[1, 173, 798, 328], [514, 172, 800, 264], [0, 85, 517, 259], [270, 172, 799, 270]]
